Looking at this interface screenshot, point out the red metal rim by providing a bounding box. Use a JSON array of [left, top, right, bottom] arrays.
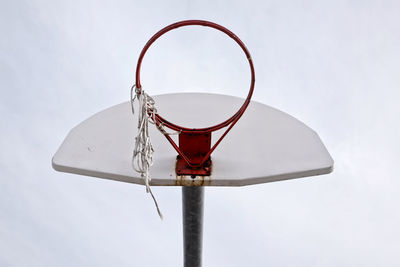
[[135, 20, 255, 133]]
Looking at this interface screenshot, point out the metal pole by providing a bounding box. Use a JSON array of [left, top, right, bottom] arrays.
[[182, 186, 204, 267]]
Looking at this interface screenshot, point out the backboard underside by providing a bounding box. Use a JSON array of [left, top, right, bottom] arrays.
[[52, 93, 333, 186]]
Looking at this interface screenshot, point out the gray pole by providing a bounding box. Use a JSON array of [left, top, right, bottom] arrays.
[[182, 186, 204, 267]]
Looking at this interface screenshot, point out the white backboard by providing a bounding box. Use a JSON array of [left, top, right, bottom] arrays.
[[52, 93, 333, 186]]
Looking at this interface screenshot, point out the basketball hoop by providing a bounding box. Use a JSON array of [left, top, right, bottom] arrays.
[[134, 20, 256, 176], [53, 19, 333, 266]]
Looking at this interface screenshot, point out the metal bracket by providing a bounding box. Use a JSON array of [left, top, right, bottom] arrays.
[[176, 132, 212, 176]]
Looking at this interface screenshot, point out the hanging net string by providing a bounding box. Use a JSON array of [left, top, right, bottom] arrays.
[[130, 85, 163, 219]]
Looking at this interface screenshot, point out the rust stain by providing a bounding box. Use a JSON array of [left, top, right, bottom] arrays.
[[175, 175, 211, 186], [175, 157, 213, 186]]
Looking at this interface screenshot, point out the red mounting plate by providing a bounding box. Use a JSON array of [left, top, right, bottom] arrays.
[[176, 132, 212, 176]]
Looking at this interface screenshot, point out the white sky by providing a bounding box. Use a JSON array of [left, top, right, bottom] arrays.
[[1, 0, 399, 266]]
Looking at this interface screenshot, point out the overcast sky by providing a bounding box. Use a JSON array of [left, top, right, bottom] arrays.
[[1, 0, 400, 266]]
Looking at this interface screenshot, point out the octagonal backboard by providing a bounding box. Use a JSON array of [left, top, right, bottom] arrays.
[[52, 93, 333, 186]]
